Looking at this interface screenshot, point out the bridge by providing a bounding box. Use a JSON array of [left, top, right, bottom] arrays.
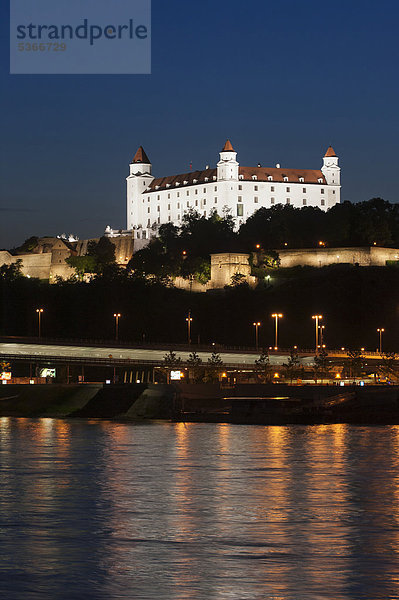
[[0, 337, 386, 368]]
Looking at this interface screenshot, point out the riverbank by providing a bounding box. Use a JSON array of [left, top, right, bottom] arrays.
[[0, 382, 399, 424]]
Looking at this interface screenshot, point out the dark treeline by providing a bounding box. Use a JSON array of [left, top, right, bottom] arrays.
[[128, 198, 399, 282], [239, 198, 399, 249], [1, 264, 399, 351]]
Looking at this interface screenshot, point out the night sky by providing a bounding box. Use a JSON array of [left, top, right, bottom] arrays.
[[1, 0, 398, 249]]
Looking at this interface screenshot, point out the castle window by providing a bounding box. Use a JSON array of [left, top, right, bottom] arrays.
[[168, 193, 170, 199], [204, 211, 206, 217], [175, 182, 180, 186], [214, 186, 218, 191], [177, 192, 180, 197], [333, 190, 336, 194], [271, 186, 275, 192], [321, 189, 325, 194], [299, 177, 304, 183], [166, 184, 170, 188], [254, 197, 258, 203], [143, 230, 147, 238], [238, 185, 242, 190], [168, 204, 171, 210], [271, 197, 275, 204], [204, 177, 209, 182], [157, 195, 160, 201], [157, 217, 160, 224], [213, 176, 217, 181], [168, 216, 171, 222], [268, 176, 273, 181], [187, 201, 189, 207], [238, 196, 242, 202], [286, 187, 290, 193], [252, 175, 257, 181], [186, 190, 189, 196], [183, 180, 188, 185], [193, 179, 198, 183], [195, 189, 198, 195], [203, 188, 206, 193], [254, 185, 258, 191], [214, 198, 217, 204], [303, 188, 306, 193], [148, 197, 150, 201], [178, 214, 181, 220], [303, 198, 307, 206], [283, 176, 289, 182], [318, 178, 323, 183], [157, 206, 160, 212], [155, 186, 159, 190], [177, 203, 180, 209], [195, 199, 198, 206], [203, 199, 206, 205], [147, 207, 150, 213], [239, 175, 244, 180], [237, 204, 244, 216], [147, 219, 151, 226], [321, 199, 325, 206], [286, 198, 290, 204]]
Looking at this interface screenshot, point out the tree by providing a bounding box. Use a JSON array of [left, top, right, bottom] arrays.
[[0, 259, 24, 281], [65, 255, 97, 280], [14, 236, 38, 253], [187, 352, 203, 366], [346, 349, 365, 379], [254, 351, 270, 382], [208, 352, 223, 366], [378, 352, 399, 383], [87, 236, 116, 273], [313, 349, 332, 383], [163, 350, 182, 368], [283, 347, 301, 384], [187, 352, 204, 383]]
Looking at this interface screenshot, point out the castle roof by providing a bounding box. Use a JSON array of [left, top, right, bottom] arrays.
[[324, 146, 337, 158], [147, 166, 326, 192], [132, 146, 151, 164], [222, 139, 235, 152]]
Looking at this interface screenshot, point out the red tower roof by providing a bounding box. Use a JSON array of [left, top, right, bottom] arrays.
[[222, 139, 235, 152], [324, 146, 337, 158], [132, 146, 151, 164]]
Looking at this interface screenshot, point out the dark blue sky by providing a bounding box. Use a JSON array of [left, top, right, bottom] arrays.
[[1, 0, 399, 248]]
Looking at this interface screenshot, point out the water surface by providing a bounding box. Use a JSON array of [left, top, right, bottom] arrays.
[[1, 419, 399, 599]]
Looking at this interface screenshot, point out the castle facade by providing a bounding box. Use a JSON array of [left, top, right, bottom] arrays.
[[126, 140, 341, 239]]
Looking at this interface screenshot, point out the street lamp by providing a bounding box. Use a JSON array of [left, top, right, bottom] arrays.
[[253, 322, 261, 350], [377, 328, 385, 353], [312, 315, 323, 353], [319, 325, 325, 347], [186, 310, 193, 345], [271, 313, 283, 349], [36, 308, 44, 338], [113, 313, 121, 341]]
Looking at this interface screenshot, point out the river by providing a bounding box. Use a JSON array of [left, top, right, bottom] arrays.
[[1, 419, 399, 599]]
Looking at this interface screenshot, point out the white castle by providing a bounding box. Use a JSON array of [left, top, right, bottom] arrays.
[[126, 140, 341, 239]]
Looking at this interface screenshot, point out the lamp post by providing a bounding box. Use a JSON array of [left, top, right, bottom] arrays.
[[36, 308, 44, 338], [319, 325, 325, 348], [312, 315, 323, 353], [271, 313, 283, 349], [377, 328, 385, 354], [253, 322, 261, 350], [113, 313, 121, 341], [186, 310, 193, 345]]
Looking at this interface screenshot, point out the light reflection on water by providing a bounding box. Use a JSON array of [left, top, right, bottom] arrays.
[[1, 420, 399, 599]]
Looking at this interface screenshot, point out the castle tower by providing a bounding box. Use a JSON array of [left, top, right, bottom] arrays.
[[217, 139, 239, 180], [127, 146, 154, 230], [321, 146, 340, 186]]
